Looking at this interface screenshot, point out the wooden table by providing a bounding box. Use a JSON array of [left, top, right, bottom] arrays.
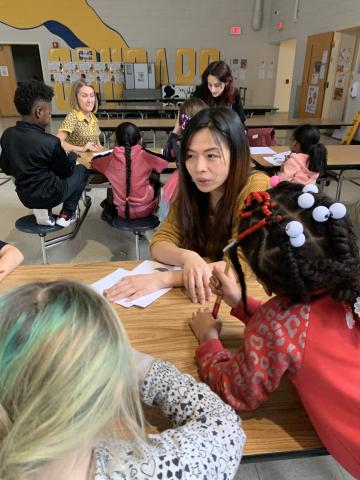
[[246, 116, 352, 130], [251, 145, 360, 170], [252, 145, 360, 201], [99, 118, 175, 133], [245, 105, 279, 116], [99, 116, 352, 135], [0, 261, 325, 461], [98, 103, 179, 119]]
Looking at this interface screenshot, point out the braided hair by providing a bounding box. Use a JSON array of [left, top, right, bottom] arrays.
[[292, 124, 327, 175], [115, 122, 141, 220], [229, 182, 360, 315]]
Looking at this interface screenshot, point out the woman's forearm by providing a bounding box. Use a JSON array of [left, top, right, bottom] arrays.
[[151, 240, 195, 266]]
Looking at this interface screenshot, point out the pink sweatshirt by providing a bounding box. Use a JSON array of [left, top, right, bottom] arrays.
[[91, 145, 168, 219], [270, 152, 319, 186]]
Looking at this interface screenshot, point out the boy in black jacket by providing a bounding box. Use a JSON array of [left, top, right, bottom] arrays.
[[0, 81, 88, 227]]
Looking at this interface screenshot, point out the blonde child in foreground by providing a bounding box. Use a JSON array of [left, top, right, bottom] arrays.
[[190, 182, 360, 478], [0, 280, 244, 479]]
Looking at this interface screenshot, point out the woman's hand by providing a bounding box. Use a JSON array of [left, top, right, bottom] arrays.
[[83, 142, 100, 152], [209, 265, 242, 309], [181, 251, 212, 304], [104, 273, 166, 302], [189, 308, 222, 344]]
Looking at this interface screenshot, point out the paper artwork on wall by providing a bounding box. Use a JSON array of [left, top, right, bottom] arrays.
[[305, 85, 319, 114], [0, 65, 9, 76], [63, 62, 77, 72], [258, 68, 265, 80], [48, 61, 61, 71], [79, 62, 92, 71], [334, 87, 343, 100], [240, 59, 247, 69], [311, 73, 319, 84], [78, 49, 93, 61]]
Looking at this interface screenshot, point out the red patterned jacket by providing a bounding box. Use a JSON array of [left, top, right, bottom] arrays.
[[196, 295, 360, 478]]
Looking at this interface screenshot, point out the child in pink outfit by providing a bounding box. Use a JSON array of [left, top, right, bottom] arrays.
[[91, 122, 168, 220], [270, 124, 327, 186], [189, 182, 360, 479]]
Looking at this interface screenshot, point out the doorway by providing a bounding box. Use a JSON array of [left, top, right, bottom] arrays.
[[0, 44, 43, 116], [274, 38, 296, 113]]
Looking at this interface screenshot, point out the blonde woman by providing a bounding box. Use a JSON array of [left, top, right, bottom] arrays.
[[57, 79, 102, 153], [0, 280, 245, 480]]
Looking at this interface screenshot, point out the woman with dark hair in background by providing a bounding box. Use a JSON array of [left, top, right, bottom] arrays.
[[192, 60, 246, 126]]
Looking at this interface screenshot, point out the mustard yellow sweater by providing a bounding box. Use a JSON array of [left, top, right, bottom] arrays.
[[150, 171, 269, 278]]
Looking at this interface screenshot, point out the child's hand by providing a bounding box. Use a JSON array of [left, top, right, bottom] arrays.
[[189, 308, 222, 344], [83, 142, 100, 152], [209, 265, 242, 309]]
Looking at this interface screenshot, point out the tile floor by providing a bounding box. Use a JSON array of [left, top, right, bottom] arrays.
[[0, 116, 358, 479]]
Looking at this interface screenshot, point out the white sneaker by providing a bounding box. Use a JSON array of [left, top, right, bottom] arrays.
[[56, 209, 79, 228], [33, 209, 55, 226]]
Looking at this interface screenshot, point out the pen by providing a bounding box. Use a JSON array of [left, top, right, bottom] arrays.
[[212, 240, 236, 319]]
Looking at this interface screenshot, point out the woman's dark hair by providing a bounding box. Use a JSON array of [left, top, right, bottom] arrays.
[[115, 122, 141, 220], [178, 107, 250, 260], [14, 81, 53, 115], [200, 61, 236, 106], [292, 124, 327, 175], [229, 182, 360, 314]]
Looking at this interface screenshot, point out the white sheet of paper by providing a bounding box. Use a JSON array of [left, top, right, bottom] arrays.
[[263, 150, 291, 166], [91, 260, 181, 308], [250, 147, 276, 154], [92, 149, 113, 159], [91, 268, 135, 308]]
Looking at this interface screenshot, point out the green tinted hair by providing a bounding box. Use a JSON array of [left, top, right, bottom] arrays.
[[0, 280, 145, 479]]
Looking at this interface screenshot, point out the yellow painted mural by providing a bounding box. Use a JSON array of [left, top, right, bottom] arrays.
[[0, 0, 128, 51], [0, 1, 220, 110]]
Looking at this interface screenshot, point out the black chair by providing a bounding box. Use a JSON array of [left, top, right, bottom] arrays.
[[15, 194, 92, 264], [112, 215, 159, 260]]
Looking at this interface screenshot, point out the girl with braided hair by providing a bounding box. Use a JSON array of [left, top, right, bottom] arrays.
[[270, 123, 328, 186], [91, 122, 168, 220], [190, 182, 360, 478]]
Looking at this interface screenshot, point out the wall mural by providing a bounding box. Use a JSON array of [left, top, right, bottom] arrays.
[[0, 0, 220, 110]]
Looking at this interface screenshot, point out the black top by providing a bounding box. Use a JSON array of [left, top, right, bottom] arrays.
[[0, 122, 76, 209], [0, 240, 7, 250], [192, 85, 246, 125]]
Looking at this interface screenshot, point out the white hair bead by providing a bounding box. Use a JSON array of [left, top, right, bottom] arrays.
[[285, 220, 303, 237], [312, 205, 330, 222], [290, 233, 306, 247], [329, 202, 346, 219], [302, 184, 319, 194], [298, 192, 315, 209]]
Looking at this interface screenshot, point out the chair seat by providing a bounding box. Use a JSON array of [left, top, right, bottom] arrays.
[[15, 215, 63, 235], [112, 215, 159, 232]]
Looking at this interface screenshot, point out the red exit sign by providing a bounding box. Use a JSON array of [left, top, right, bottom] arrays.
[[230, 26, 242, 35]]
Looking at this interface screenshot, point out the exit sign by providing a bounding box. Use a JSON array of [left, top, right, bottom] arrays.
[[230, 26, 242, 35]]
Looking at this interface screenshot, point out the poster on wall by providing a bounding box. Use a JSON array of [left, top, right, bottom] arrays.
[[78, 49, 93, 61], [305, 85, 319, 114], [0, 65, 9, 76]]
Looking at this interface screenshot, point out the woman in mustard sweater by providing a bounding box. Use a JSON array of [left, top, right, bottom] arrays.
[[105, 108, 269, 304]]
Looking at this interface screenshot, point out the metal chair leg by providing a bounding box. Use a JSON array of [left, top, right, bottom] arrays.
[[335, 171, 344, 201], [135, 233, 140, 260], [40, 234, 48, 264]]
